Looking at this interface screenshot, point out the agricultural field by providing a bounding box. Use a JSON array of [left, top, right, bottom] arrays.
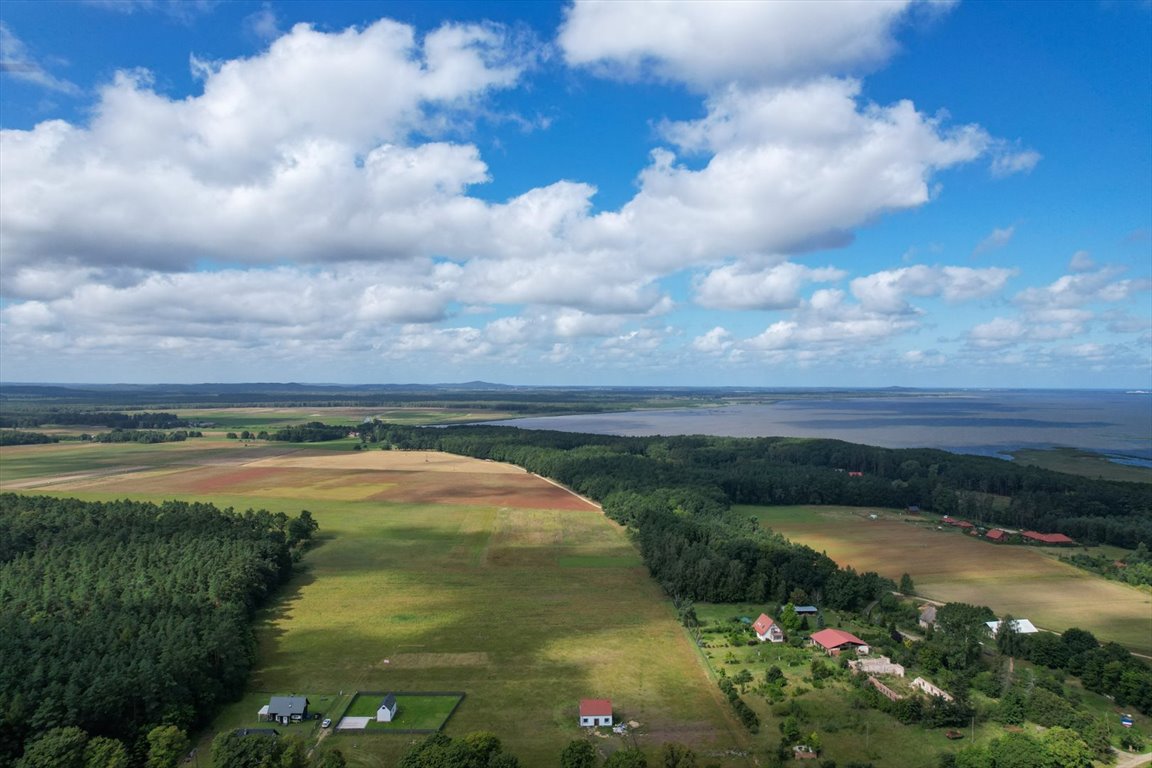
[[746, 505, 1152, 656], [175, 406, 517, 430], [0, 439, 745, 767]]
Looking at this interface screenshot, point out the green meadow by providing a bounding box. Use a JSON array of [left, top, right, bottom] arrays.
[[0, 440, 746, 767], [1010, 447, 1152, 484]]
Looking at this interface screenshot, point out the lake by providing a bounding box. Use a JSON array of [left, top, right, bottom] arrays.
[[488, 389, 1152, 465]]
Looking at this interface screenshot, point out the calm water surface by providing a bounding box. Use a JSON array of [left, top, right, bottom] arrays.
[[489, 390, 1152, 464]]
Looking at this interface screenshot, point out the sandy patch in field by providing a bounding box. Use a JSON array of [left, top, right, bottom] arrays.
[[248, 450, 526, 473], [381, 652, 490, 668]]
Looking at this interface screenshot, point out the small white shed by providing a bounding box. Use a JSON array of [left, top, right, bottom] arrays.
[[376, 693, 398, 723]]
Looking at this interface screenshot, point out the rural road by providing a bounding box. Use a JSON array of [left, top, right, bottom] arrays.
[[1115, 751, 1152, 768]]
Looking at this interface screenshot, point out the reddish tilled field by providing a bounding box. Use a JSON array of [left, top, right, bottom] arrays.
[[25, 448, 599, 512]]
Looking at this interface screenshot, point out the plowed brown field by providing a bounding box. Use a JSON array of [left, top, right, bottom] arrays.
[[9, 447, 598, 511]]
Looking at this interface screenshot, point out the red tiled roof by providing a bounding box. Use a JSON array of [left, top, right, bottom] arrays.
[[753, 613, 776, 635], [1022, 531, 1075, 544], [986, 529, 1006, 541], [956, 521, 975, 528], [579, 699, 612, 717], [810, 628, 866, 650]]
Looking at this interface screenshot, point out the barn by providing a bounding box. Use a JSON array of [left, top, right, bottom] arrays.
[[809, 628, 869, 656]]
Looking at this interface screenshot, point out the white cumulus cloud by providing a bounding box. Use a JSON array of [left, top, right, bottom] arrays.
[[559, 0, 918, 89], [851, 265, 1014, 314]]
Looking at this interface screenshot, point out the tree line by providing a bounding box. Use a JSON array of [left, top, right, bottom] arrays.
[[0, 494, 318, 766], [0, 411, 188, 430], [0, 430, 59, 446], [89, 429, 203, 444], [359, 423, 1151, 548]]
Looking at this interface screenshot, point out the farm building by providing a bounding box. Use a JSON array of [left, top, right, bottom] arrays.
[[849, 656, 905, 676], [260, 696, 309, 725], [752, 613, 785, 643], [809, 628, 869, 656], [986, 529, 1008, 542], [1021, 531, 1076, 545], [911, 677, 954, 701], [918, 605, 937, 629], [579, 698, 613, 727], [794, 605, 819, 615], [986, 619, 1039, 635], [376, 693, 398, 722]]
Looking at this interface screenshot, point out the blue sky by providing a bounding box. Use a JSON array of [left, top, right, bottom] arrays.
[[1, 0, 1149, 387]]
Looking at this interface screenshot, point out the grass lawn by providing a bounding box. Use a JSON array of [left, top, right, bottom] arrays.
[[745, 505, 1152, 655], [344, 693, 462, 732]]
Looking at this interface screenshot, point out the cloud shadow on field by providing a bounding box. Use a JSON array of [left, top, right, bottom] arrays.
[[239, 513, 743, 763]]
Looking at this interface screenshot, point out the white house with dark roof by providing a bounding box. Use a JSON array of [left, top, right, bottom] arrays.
[[376, 693, 398, 722], [261, 696, 309, 724]]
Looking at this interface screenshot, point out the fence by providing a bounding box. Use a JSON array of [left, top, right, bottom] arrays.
[[336, 691, 467, 735]]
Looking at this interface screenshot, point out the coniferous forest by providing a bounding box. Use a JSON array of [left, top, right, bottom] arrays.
[[0, 495, 317, 765]]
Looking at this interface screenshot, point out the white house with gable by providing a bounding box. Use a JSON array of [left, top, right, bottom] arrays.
[[579, 698, 612, 727], [753, 613, 785, 643], [376, 693, 398, 722]]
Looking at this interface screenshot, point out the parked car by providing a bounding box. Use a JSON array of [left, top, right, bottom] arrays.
[[321, 718, 332, 728]]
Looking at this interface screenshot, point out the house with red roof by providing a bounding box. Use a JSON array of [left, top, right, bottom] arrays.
[[579, 699, 612, 727], [809, 628, 869, 656], [752, 613, 785, 643], [986, 529, 1007, 542], [1022, 531, 1076, 545]]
